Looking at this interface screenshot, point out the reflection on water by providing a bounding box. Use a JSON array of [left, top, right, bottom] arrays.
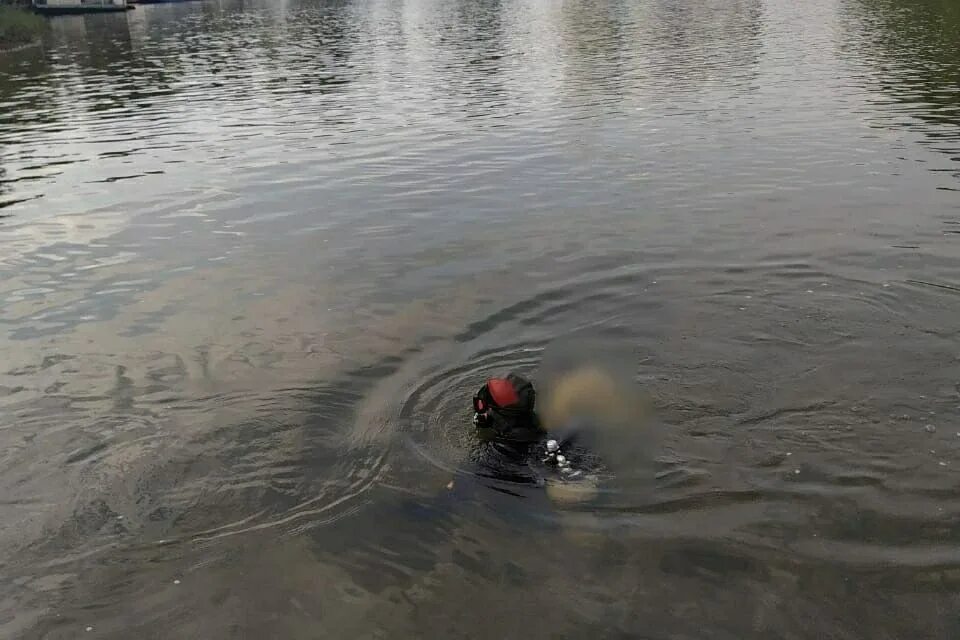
[[2, 0, 960, 637], [841, 0, 960, 181]]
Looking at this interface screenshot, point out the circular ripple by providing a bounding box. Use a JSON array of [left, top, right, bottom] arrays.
[[398, 344, 544, 479]]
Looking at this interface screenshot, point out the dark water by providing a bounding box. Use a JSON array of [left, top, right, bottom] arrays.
[[2, 0, 960, 637]]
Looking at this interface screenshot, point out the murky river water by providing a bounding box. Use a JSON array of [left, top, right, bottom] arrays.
[[2, 0, 960, 637]]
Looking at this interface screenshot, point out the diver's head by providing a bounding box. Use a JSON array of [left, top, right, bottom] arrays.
[[472, 373, 541, 443]]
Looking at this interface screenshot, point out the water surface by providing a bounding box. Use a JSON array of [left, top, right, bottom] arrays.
[[2, 0, 960, 637]]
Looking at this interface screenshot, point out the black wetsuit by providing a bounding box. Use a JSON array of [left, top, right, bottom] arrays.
[[474, 419, 597, 486]]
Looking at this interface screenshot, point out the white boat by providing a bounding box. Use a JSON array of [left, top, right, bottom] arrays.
[[33, 0, 132, 14]]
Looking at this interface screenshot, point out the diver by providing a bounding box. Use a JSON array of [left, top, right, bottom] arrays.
[[472, 372, 594, 482]]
